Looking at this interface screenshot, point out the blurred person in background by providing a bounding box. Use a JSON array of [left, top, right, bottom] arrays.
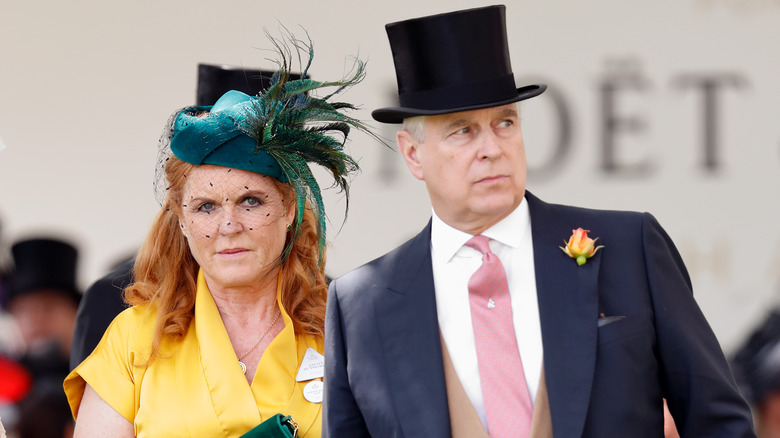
[[69, 257, 132, 371], [732, 309, 780, 437], [7, 238, 80, 368], [64, 32, 376, 437], [5, 237, 80, 438], [0, 353, 32, 436]]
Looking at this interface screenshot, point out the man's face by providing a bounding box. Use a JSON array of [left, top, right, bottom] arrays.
[[398, 103, 527, 235], [9, 290, 77, 356]]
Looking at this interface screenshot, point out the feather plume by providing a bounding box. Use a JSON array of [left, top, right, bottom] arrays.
[[244, 29, 382, 263]]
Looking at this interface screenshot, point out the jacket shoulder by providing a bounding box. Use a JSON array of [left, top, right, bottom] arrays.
[[538, 197, 649, 224], [529, 193, 660, 237]]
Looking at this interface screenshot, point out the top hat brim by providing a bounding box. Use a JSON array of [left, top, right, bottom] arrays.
[[372, 84, 546, 124]]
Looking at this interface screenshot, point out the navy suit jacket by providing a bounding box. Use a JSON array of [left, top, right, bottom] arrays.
[[323, 193, 755, 437]]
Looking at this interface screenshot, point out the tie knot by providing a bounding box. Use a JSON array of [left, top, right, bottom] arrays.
[[465, 235, 492, 255]]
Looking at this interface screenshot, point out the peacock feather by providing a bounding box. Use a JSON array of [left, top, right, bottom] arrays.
[[243, 29, 380, 263]]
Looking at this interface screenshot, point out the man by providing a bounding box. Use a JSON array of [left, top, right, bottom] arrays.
[[731, 309, 780, 437], [7, 238, 80, 371], [5, 237, 81, 438], [323, 5, 755, 438]]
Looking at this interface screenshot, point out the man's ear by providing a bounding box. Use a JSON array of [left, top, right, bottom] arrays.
[[397, 130, 424, 181]]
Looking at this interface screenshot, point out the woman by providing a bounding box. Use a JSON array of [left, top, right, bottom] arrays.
[[63, 33, 375, 437]]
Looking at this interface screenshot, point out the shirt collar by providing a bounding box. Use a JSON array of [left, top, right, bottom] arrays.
[[431, 196, 531, 264]]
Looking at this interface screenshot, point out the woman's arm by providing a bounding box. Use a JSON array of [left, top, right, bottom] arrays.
[[73, 384, 135, 438]]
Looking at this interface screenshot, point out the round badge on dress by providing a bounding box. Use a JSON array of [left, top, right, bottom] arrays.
[[303, 380, 323, 403]]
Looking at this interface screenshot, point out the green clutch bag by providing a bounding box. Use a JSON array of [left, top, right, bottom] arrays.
[[239, 414, 298, 438]]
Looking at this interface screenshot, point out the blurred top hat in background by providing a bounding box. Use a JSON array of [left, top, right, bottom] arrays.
[[8, 238, 80, 307], [196, 64, 306, 106]]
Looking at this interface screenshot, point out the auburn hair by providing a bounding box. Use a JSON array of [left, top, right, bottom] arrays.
[[124, 157, 327, 360]]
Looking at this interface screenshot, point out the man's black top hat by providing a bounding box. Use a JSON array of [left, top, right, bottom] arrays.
[[197, 64, 306, 106], [9, 238, 80, 306], [372, 5, 546, 124]]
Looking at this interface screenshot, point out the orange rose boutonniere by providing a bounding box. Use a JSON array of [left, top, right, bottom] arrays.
[[560, 228, 604, 266]]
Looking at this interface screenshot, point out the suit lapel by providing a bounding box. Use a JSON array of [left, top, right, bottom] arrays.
[[373, 223, 451, 438], [527, 192, 601, 437]]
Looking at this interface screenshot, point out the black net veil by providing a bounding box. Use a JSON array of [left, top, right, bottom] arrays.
[[152, 109, 293, 264], [153, 108, 183, 208]]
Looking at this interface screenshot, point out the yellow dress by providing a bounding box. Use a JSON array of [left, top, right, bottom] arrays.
[[64, 270, 323, 437]]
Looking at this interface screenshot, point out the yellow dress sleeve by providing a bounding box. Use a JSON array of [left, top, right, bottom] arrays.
[[63, 305, 154, 423]]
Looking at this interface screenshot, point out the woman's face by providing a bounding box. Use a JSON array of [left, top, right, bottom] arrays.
[[178, 164, 294, 292]]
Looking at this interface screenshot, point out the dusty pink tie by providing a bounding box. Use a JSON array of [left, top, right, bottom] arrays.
[[466, 235, 533, 438]]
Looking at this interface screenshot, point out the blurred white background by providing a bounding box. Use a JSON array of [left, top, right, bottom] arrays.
[[0, 0, 778, 353]]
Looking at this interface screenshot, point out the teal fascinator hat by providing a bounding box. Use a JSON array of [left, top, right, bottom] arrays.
[[171, 90, 288, 181], [158, 31, 379, 262]]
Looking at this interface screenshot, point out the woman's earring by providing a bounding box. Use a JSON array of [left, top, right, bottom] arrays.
[[286, 224, 292, 231]]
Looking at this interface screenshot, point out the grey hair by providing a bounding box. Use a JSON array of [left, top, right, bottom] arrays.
[[402, 116, 426, 143]]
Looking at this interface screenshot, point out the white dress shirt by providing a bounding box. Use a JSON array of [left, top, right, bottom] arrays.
[[430, 198, 543, 428]]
